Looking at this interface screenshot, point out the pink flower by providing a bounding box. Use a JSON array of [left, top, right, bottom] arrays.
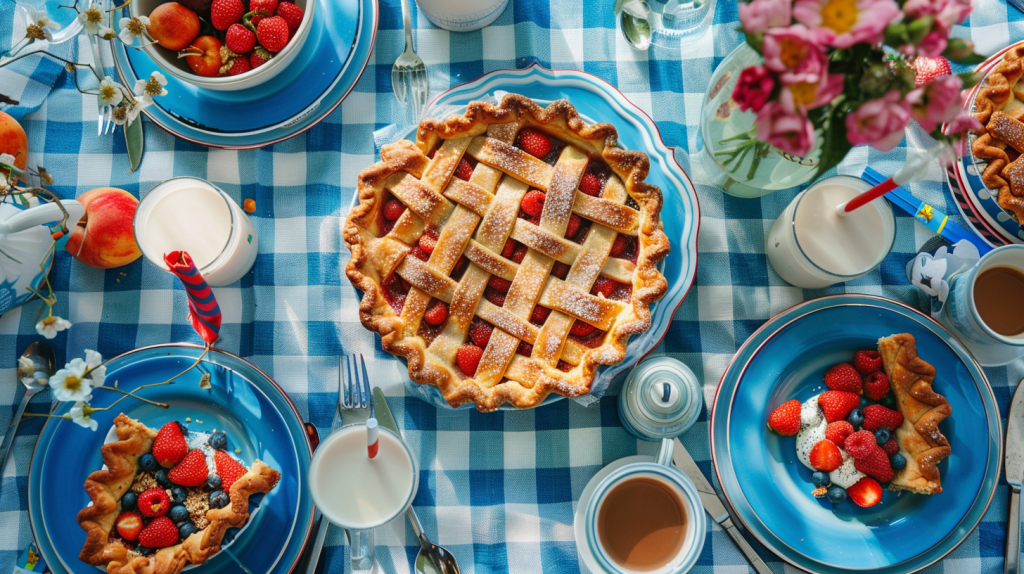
[[762, 25, 829, 85], [733, 66, 777, 113], [738, 0, 793, 34], [756, 101, 816, 156], [945, 110, 982, 134], [908, 75, 962, 132], [845, 90, 911, 152], [779, 72, 844, 112], [916, 31, 948, 58], [904, 0, 971, 31], [793, 0, 902, 48]]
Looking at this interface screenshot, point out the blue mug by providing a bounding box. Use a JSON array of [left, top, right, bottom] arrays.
[[583, 439, 706, 574], [944, 245, 1024, 349]]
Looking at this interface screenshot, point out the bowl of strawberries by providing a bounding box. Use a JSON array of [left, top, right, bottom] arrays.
[[127, 0, 314, 90]]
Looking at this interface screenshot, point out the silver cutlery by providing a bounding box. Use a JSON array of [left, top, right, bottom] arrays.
[[391, 0, 428, 117], [672, 438, 774, 574], [0, 341, 56, 478], [1005, 376, 1024, 574], [374, 387, 460, 574], [86, 33, 113, 136]]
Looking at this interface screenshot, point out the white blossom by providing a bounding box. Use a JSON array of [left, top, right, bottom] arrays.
[[36, 315, 71, 339], [98, 76, 124, 108], [83, 349, 106, 387], [78, 2, 103, 35], [134, 71, 167, 104], [69, 401, 98, 431], [98, 26, 116, 40], [49, 361, 92, 403], [118, 16, 149, 45]]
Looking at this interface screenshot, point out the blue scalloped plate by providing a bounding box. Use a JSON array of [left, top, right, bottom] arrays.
[[351, 65, 701, 410], [111, 0, 377, 148], [28, 345, 315, 574], [711, 295, 1000, 574]]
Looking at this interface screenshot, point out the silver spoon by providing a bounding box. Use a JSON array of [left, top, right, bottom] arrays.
[[408, 507, 459, 574], [0, 340, 56, 476], [619, 0, 653, 50]]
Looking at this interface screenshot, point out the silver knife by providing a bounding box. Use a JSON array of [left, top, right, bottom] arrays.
[[673, 438, 774, 574], [1006, 377, 1024, 574]]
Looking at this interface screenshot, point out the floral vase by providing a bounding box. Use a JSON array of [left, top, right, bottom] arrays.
[[697, 43, 822, 198]]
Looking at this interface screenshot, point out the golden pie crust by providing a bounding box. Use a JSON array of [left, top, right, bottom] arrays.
[[971, 44, 1024, 222], [344, 93, 670, 411], [77, 414, 280, 574], [877, 334, 952, 495]]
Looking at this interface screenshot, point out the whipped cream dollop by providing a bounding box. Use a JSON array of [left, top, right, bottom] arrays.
[[794, 394, 866, 487]]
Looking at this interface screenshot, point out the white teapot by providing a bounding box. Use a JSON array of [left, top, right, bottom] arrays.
[[0, 199, 84, 314]]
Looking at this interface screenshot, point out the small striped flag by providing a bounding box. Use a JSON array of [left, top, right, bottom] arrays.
[[164, 251, 221, 344]]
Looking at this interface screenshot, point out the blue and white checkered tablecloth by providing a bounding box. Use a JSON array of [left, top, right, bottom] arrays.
[[2, 0, 1024, 572]]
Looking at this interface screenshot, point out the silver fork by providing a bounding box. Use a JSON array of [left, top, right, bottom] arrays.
[[87, 32, 113, 136], [391, 0, 429, 117]]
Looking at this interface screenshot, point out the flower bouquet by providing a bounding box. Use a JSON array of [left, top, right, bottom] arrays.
[[699, 0, 986, 197]]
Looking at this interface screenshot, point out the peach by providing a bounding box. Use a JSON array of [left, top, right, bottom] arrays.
[[0, 110, 28, 182], [147, 3, 200, 51], [66, 188, 142, 269]]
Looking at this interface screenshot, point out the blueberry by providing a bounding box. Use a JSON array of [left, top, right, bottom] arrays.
[[846, 409, 864, 428], [206, 475, 222, 490], [827, 486, 847, 504], [881, 395, 896, 408], [891, 453, 906, 470], [155, 469, 172, 488], [169, 505, 190, 523], [121, 492, 138, 510], [209, 490, 230, 509], [138, 454, 159, 472], [136, 546, 153, 556], [177, 421, 189, 435], [209, 431, 227, 450], [874, 428, 891, 446], [859, 397, 869, 408], [179, 522, 197, 539], [170, 487, 188, 505], [811, 471, 830, 487]]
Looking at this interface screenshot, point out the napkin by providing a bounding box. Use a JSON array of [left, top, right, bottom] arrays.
[[906, 238, 981, 319]]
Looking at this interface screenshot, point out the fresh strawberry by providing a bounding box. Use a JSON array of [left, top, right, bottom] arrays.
[[809, 440, 843, 472], [517, 341, 533, 356], [579, 172, 602, 196], [569, 320, 596, 337], [817, 390, 860, 423], [256, 16, 290, 52], [823, 363, 862, 394], [518, 128, 552, 158], [521, 190, 545, 217], [418, 232, 437, 255], [914, 56, 951, 87], [116, 511, 143, 541], [210, 0, 244, 30], [610, 235, 628, 258], [468, 318, 493, 348], [843, 430, 878, 459], [484, 289, 506, 306], [501, 239, 515, 258], [225, 23, 256, 54], [863, 371, 890, 401], [853, 350, 882, 374], [138, 488, 170, 517], [214, 450, 248, 490], [249, 47, 272, 69], [767, 399, 801, 436], [846, 477, 883, 508], [456, 344, 483, 375], [224, 55, 251, 76], [862, 404, 903, 431], [592, 276, 618, 298], [168, 450, 209, 487], [825, 421, 854, 446], [153, 422, 189, 468], [138, 516, 180, 548], [882, 437, 900, 456], [552, 261, 570, 278], [250, 0, 278, 15], [275, 1, 303, 35], [853, 447, 894, 482], [454, 158, 474, 181], [423, 300, 449, 326], [383, 199, 406, 221], [510, 243, 527, 263], [411, 245, 430, 261], [485, 274, 511, 292], [565, 213, 582, 239], [531, 305, 551, 324]]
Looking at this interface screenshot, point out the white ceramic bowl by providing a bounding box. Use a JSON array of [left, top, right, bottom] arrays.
[[127, 0, 315, 91]]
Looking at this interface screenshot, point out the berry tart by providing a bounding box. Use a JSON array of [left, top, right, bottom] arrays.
[[344, 93, 671, 411], [766, 333, 952, 508], [77, 414, 280, 574]]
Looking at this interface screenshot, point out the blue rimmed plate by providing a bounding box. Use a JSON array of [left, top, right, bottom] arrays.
[[352, 64, 701, 410], [28, 344, 315, 574], [111, 0, 377, 148], [711, 295, 1000, 574]]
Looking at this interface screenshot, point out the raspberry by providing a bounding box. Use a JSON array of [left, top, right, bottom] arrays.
[[592, 276, 618, 298], [565, 213, 582, 239], [552, 262, 570, 279], [610, 235, 629, 257], [210, 0, 244, 30], [454, 158, 474, 181], [823, 363, 862, 394], [530, 306, 551, 324], [484, 289, 506, 306], [516, 342, 533, 356], [451, 255, 469, 277], [882, 437, 900, 456], [824, 420, 854, 446], [579, 172, 602, 196], [418, 232, 437, 254], [488, 276, 511, 292], [225, 23, 256, 54], [853, 350, 883, 374], [501, 239, 515, 258], [569, 320, 596, 337], [518, 128, 552, 158], [275, 1, 303, 35], [844, 430, 878, 459], [767, 399, 801, 436], [521, 190, 545, 217], [862, 405, 903, 431], [423, 300, 449, 326], [863, 371, 890, 401], [138, 488, 170, 517], [256, 16, 290, 52], [817, 390, 860, 423], [468, 318, 493, 348], [456, 345, 483, 375], [383, 199, 406, 221], [510, 243, 527, 263]]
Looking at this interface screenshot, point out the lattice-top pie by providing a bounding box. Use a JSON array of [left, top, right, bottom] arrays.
[[972, 43, 1024, 223], [344, 94, 671, 411]]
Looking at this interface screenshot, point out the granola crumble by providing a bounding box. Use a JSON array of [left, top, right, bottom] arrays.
[[131, 471, 157, 493], [185, 490, 210, 530]]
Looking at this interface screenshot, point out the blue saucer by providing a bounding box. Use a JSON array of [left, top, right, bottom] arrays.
[[28, 345, 315, 574], [112, 0, 377, 148], [711, 295, 1000, 573]]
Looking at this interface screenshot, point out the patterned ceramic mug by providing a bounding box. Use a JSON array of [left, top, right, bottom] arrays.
[[583, 438, 706, 574], [944, 244, 1024, 348]]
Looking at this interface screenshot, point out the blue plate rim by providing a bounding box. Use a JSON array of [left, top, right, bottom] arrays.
[[709, 294, 1001, 574], [26, 343, 316, 574]]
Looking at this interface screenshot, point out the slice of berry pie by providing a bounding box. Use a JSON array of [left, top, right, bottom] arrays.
[[77, 414, 279, 574]]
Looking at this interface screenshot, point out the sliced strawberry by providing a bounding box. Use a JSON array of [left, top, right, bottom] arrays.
[[510, 243, 527, 263], [846, 477, 883, 508], [214, 450, 248, 491], [592, 276, 618, 298], [116, 511, 143, 541], [418, 231, 438, 255], [809, 440, 843, 472]]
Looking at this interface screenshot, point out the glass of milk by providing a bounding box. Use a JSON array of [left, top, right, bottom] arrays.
[[767, 175, 896, 289], [134, 177, 258, 286], [308, 424, 419, 572], [415, 0, 509, 31]]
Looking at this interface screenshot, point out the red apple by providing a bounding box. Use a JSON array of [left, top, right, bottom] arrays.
[[0, 110, 28, 182], [66, 188, 142, 269]]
